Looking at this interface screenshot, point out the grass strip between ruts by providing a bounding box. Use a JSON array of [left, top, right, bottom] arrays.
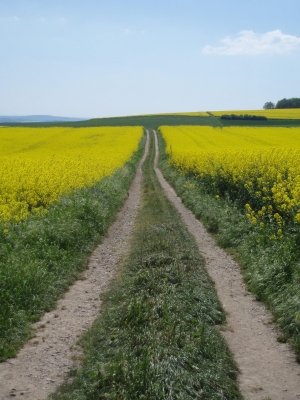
[[0, 134, 146, 361], [52, 132, 241, 399], [157, 129, 300, 361]]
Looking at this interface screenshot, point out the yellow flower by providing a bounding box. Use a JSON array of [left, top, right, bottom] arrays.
[[160, 125, 300, 229], [0, 127, 143, 223], [245, 203, 252, 211]]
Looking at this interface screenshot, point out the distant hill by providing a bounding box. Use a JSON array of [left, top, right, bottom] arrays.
[[0, 115, 87, 123]]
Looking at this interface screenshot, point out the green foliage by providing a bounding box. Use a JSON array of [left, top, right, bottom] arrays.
[[220, 114, 267, 120], [52, 133, 241, 400], [276, 98, 300, 109], [0, 136, 145, 361], [263, 102, 275, 110]]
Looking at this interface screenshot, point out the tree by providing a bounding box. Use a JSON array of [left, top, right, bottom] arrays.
[[263, 101, 275, 109], [276, 98, 300, 109]]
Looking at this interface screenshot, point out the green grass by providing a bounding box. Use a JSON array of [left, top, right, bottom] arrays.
[[157, 131, 300, 362], [0, 114, 220, 129], [0, 135, 146, 361], [51, 132, 241, 400]]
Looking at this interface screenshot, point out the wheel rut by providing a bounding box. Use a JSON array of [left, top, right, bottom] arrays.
[[0, 132, 149, 400], [153, 130, 300, 400]]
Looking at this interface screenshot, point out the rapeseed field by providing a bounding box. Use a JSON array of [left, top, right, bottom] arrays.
[[160, 126, 300, 228], [0, 126, 143, 223], [210, 108, 300, 119]]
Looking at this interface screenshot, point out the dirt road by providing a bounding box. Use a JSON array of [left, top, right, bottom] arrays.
[[0, 132, 149, 400], [153, 130, 300, 400], [1, 129, 300, 399]]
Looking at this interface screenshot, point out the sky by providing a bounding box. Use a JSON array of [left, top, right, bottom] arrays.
[[0, 0, 300, 118]]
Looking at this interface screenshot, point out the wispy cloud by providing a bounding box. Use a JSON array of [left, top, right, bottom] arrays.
[[203, 30, 300, 55], [12, 16, 20, 21], [121, 28, 131, 35]]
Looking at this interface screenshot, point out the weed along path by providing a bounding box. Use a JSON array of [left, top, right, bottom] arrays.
[[0, 132, 149, 400], [154, 130, 300, 399]]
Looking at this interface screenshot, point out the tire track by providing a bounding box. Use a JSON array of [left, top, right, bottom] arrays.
[[153, 130, 300, 400], [0, 132, 149, 400]]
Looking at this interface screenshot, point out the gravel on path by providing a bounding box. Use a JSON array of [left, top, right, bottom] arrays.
[[0, 132, 149, 400], [154, 130, 300, 400]]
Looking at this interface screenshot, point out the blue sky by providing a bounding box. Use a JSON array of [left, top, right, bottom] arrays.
[[1, 0, 300, 118]]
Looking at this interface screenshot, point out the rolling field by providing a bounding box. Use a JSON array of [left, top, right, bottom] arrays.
[[122, 111, 210, 117], [0, 114, 219, 129], [2, 109, 300, 130], [0, 126, 142, 223], [153, 111, 210, 116], [210, 108, 300, 119]]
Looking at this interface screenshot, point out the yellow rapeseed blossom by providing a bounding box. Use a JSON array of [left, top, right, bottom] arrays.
[[210, 109, 300, 119], [0, 126, 143, 223], [160, 125, 300, 225]]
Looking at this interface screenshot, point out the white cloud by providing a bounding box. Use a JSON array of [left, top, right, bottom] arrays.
[[122, 28, 131, 34], [12, 16, 20, 21], [203, 30, 300, 55]]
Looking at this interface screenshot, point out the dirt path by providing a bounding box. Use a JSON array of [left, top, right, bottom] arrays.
[[153, 130, 300, 400], [0, 132, 149, 400]]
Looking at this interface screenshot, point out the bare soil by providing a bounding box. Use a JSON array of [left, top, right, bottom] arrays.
[[0, 132, 149, 400], [154, 130, 300, 400]]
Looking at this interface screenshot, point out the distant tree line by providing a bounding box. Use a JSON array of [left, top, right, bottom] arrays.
[[220, 114, 267, 121], [263, 97, 300, 109]]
